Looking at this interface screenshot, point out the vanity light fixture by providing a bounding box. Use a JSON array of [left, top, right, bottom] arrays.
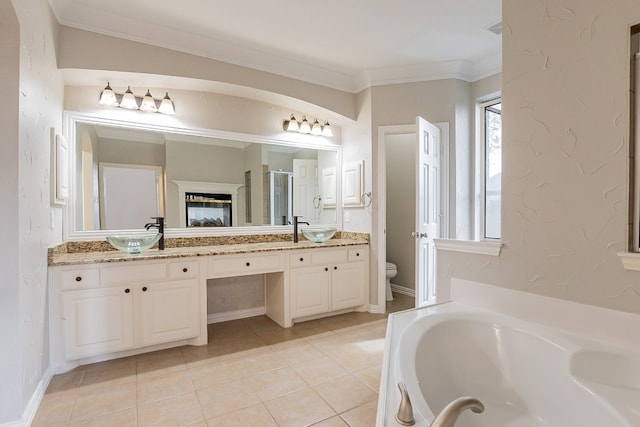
[[283, 114, 333, 137], [119, 86, 139, 110], [299, 116, 311, 134], [98, 82, 118, 107], [140, 89, 158, 112], [98, 83, 175, 114]]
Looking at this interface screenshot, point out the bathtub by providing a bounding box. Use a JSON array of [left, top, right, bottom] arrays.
[[377, 279, 640, 426]]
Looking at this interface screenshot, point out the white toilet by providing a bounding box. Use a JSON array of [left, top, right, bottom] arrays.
[[385, 262, 398, 301]]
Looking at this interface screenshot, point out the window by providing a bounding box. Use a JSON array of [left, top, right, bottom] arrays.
[[480, 99, 502, 240]]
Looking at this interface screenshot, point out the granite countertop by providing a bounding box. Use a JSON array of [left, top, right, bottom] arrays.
[[49, 233, 369, 267]]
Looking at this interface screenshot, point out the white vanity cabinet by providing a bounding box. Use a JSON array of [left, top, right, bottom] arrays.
[[51, 258, 205, 364], [289, 245, 368, 321]]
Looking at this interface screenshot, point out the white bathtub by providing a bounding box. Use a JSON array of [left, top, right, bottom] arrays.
[[377, 279, 640, 426]]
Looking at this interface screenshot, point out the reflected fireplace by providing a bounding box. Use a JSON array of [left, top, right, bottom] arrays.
[[185, 192, 232, 227]]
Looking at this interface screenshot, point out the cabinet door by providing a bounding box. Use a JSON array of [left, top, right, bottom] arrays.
[[62, 287, 134, 360], [331, 262, 366, 311], [139, 279, 200, 346], [290, 266, 331, 318]]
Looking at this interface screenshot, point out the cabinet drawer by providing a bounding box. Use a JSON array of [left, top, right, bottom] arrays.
[[59, 268, 100, 290], [348, 247, 367, 261], [290, 252, 312, 268], [311, 249, 347, 265], [209, 253, 283, 277], [167, 260, 200, 279], [101, 263, 166, 285]]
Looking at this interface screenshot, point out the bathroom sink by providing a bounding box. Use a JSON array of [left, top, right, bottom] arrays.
[[301, 228, 336, 243], [106, 232, 162, 254]]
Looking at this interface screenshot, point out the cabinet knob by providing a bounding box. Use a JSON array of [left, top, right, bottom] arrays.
[[299, 257, 304, 262], [124, 288, 130, 294], [356, 252, 360, 257], [246, 262, 251, 267], [75, 276, 82, 282], [182, 267, 188, 273], [142, 286, 148, 292], [325, 267, 329, 272], [334, 266, 338, 270]]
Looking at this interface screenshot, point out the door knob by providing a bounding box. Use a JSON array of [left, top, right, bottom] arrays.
[[411, 231, 428, 238]]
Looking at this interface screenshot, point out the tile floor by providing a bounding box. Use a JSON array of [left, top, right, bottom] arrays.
[[33, 294, 414, 427]]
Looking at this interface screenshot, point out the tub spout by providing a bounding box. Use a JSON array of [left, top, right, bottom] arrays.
[[430, 396, 484, 427], [396, 382, 415, 426]]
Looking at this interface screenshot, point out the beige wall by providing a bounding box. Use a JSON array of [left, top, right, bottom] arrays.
[[385, 133, 416, 292], [57, 26, 357, 121], [438, 1, 640, 314]]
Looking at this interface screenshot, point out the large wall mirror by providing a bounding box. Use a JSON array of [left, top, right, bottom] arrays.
[[64, 112, 341, 239]]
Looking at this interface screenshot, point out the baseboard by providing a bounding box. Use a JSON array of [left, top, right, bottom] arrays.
[[368, 304, 385, 314], [207, 307, 266, 324], [0, 367, 53, 427], [391, 284, 415, 297]]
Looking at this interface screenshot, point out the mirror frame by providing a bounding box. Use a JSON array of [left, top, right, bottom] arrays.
[[63, 111, 343, 241]]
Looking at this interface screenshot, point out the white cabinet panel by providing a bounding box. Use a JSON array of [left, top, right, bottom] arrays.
[[101, 263, 166, 285], [208, 253, 282, 277], [332, 263, 366, 311], [139, 279, 200, 346], [290, 266, 331, 318], [62, 287, 134, 359]]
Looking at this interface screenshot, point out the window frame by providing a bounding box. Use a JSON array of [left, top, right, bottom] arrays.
[[476, 97, 502, 241]]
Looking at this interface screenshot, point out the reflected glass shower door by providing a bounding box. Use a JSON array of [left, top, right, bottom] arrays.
[[270, 171, 293, 225]]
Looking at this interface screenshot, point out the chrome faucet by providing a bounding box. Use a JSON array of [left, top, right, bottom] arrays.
[[292, 216, 309, 243], [430, 396, 484, 427], [144, 216, 165, 250]]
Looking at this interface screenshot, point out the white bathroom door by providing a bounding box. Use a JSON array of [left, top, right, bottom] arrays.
[[415, 117, 441, 307], [293, 159, 319, 222]]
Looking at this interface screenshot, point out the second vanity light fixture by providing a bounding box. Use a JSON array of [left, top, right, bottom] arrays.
[[284, 114, 333, 137], [99, 82, 175, 115]]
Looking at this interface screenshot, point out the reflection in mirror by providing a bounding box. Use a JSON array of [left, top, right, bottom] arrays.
[[70, 116, 340, 234]]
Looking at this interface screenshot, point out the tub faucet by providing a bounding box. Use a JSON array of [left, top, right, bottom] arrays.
[[144, 216, 165, 250], [292, 216, 309, 243], [396, 382, 415, 426], [430, 396, 484, 427]]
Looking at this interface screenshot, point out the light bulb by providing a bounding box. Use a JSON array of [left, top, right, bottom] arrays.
[[98, 82, 118, 107], [284, 114, 299, 132], [120, 86, 138, 110], [322, 121, 333, 137], [140, 89, 157, 112], [299, 116, 311, 134], [158, 92, 175, 114], [311, 119, 322, 136]]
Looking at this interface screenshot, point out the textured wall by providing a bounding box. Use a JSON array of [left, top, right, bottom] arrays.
[[3, 0, 64, 424], [438, 1, 640, 314], [207, 276, 265, 314]]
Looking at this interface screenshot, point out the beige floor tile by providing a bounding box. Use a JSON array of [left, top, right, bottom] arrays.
[[46, 370, 84, 394], [206, 403, 277, 427], [197, 379, 261, 419], [339, 400, 379, 427], [327, 347, 380, 373], [290, 355, 349, 387], [70, 380, 136, 421], [291, 321, 335, 339], [83, 356, 136, 373], [248, 366, 308, 401], [68, 407, 136, 427], [308, 334, 351, 354], [80, 364, 136, 387], [273, 342, 325, 367], [313, 375, 377, 414], [232, 352, 287, 378], [264, 388, 335, 427], [32, 389, 77, 427], [188, 360, 242, 390], [311, 416, 349, 426], [138, 392, 204, 427], [136, 351, 187, 380], [137, 370, 194, 404], [353, 364, 382, 392]]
